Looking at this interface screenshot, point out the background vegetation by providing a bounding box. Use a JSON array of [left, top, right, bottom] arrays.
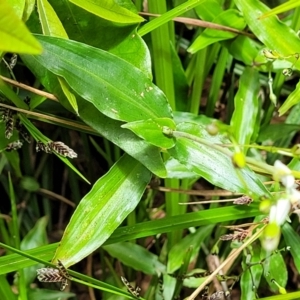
[[1, 0, 300, 299]]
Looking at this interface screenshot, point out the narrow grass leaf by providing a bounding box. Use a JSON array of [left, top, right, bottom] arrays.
[[25, 35, 172, 122], [0, 0, 42, 54], [259, 0, 300, 20], [0, 276, 17, 300], [58, 77, 78, 115], [122, 118, 176, 149], [52, 154, 152, 267], [0, 204, 260, 274], [278, 81, 300, 116], [37, 0, 68, 38], [69, 0, 144, 24], [230, 67, 259, 148], [103, 242, 166, 275], [19, 115, 90, 184]]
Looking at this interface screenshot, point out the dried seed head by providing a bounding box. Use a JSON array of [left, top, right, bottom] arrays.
[[36, 268, 63, 282], [121, 276, 141, 298], [233, 196, 253, 205], [6, 140, 23, 151], [36, 141, 52, 153], [48, 141, 77, 158]]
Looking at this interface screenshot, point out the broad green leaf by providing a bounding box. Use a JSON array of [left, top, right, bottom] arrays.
[[188, 9, 246, 54], [263, 250, 287, 293], [168, 123, 270, 197], [0, 204, 260, 274], [230, 67, 259, 148], [103, 242, 166, 275], [259, 0, 300, 20], [37, 0, 68, 38], [122, 118, 176, 149], [52, 154, 152, 267], [58, 77, 78, 115], [0, 0, 42, 54], [278, 81, 300, 116], [19, 115, 90, 184], [282, 223, 300, 273], [6, 0, 25, 19], [225, 35, 261, 66], [26, 35, 172, 122], [234, 0, 300, 71], [69, 0, 144, 24], [194, 0, 223, 21], [167, 225, 214, 273], [165, 157, 198, 179], [21, 54, 168, 177]]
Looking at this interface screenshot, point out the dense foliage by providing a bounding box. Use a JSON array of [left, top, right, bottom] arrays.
[[1, 0, 300, 299]]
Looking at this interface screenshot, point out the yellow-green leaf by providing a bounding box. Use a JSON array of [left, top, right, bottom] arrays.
[[69, 0, 144, 24], [0, 0, 42, 54]]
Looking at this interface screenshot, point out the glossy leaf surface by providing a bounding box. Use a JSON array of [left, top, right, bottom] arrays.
[[168, 123, 270, 196], [52, 154, 152, 267], [27, 35, 172, 122], [122, 118, 176, 149], [69, 0, 144, 24], [0, 0, 42, 53]]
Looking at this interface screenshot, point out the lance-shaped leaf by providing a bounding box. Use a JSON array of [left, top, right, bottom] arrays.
[[168, 123, 270, 197], [69, 0, 144, 24], [52, 154, 152, 267], [122, 117, 176, 149], [24, 35, 172, 123]]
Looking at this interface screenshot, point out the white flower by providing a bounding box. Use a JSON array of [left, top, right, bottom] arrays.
[[269, 198, 291, 226], [273, 160, 295, 189]]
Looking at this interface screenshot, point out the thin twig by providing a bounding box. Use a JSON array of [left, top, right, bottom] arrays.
[[139, 12, 254, 38]]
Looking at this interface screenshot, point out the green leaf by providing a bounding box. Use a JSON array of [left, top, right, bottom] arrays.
[[282, 223, 300, 273], [122, 118, 176, 149], [69, 0, 144, 24], [259, 0, 300, 20], [230, 67, 260, 147], [28, 289, 75, 300], [194, 0, 223, 21], [26, 35, 172, 122], [21, 54, 168, 177], [0, 204, 260, 274], [52, 154, 152, 267], [103, 242, 166, 275], [278, 81, 300, 116], [37, 0, 68, 38], [234, 0, 300, 71], [188, 9, 246, 54], [167, 225, 214, 273], [258, 124, 300, 143], [58, 77, 78, 115], [0, 0, 42, 54], [263, 250, 287, 293], [168, 123, 270, 196]]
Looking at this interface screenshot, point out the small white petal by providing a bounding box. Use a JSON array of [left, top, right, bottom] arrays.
[[269, 198, 291, 226]]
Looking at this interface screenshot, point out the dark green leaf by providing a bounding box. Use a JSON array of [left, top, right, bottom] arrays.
[[122, 118, 176, 149], [52, 154, 152, 267], [26, 35, 172, 122], [168, 123, 270, 196]]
